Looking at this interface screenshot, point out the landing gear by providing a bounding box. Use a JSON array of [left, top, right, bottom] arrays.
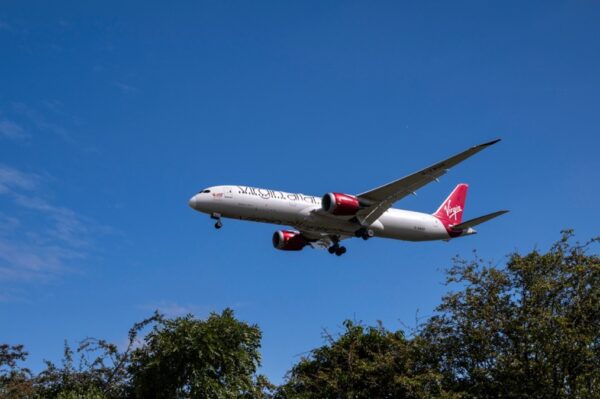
[[328, 244, 347, 256], [211, 213, 222, 229], [355, 227, 374, 240], [328, 237, 347, 256], [334, 246, 347, 256]]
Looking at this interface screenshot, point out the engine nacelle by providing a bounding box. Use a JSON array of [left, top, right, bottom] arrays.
[[321, 192, 361, 215], [272, 230, 308, 251]]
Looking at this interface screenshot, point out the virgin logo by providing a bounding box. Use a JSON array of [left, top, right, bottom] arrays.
[[444, 200, 462, 221]]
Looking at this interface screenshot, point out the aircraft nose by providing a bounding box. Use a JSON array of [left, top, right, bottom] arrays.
[[188, 195, 197, 209]]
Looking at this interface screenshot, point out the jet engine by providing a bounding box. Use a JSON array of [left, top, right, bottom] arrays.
[[272, 230, 308, 251], [321, 192, 361, 215]]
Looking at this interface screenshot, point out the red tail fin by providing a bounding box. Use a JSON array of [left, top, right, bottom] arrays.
[[433, 184, 468, 227]]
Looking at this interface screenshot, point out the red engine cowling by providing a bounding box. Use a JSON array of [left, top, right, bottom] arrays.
[[272, 230, 308, 251], [321, 192, 361, 215]]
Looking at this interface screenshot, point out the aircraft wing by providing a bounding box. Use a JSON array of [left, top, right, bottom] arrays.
[[355, 139, 501, 226]]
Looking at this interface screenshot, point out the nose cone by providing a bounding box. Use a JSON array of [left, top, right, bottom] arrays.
[[188, 195, 197, 210]]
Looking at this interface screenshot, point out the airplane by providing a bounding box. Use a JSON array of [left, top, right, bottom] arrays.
[[188, 139, 508, 256]]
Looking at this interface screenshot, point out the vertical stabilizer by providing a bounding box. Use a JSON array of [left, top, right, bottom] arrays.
[[433, 183, 468, 226]]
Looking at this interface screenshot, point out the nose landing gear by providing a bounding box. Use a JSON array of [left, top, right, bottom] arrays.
[[211, 213, 222, 229]]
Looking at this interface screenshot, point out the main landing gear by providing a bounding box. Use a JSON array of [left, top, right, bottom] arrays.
[[211, 213, 222, 229], [328, 237, 347, 256], [354, 227, 374, 240], [328, 244, 347, 256]]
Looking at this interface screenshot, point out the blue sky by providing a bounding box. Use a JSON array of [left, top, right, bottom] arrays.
[[1, 1, 599, 383]]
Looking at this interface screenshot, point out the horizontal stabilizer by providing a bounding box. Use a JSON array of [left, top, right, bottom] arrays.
[[452, 210, 508, 230]]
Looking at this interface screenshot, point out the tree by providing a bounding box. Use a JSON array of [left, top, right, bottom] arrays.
[[422, 230, 600, 398], [0, 344, 34, 399], [277, 320, 457, 399], [279, 231, 599, 398], [3, 230, 598, 398], [31, 309, 272, 398], [128, 308, 270, 399], [35, 313, 160, 399]]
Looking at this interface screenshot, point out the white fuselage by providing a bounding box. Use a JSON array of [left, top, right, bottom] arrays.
[[189, 185, 458, 241]]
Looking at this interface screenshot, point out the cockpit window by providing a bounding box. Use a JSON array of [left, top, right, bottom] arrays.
[[198, 189, 211, 194]]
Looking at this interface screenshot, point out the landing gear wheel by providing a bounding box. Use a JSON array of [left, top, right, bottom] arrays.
[[328, 235, 342, 255], [328, 242, 340, 254], [211, 213, 222, 229], [355, 228, 374, 240], [335, 246, 347, 256]]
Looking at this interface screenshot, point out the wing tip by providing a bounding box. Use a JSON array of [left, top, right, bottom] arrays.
[[479, 138, 502, 147], [491, 209, 510, 218]]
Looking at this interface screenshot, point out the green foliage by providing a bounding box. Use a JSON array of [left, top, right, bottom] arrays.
[[422, 230, 600, 398], [56, 386, 107, 399], [0, 344, 34, 398], [35, 313, 160, 399], [1, 231, 598, 398], [128, 308, 267, 399], [278, 230, 599, 398], [277, 321, 457, 399]]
